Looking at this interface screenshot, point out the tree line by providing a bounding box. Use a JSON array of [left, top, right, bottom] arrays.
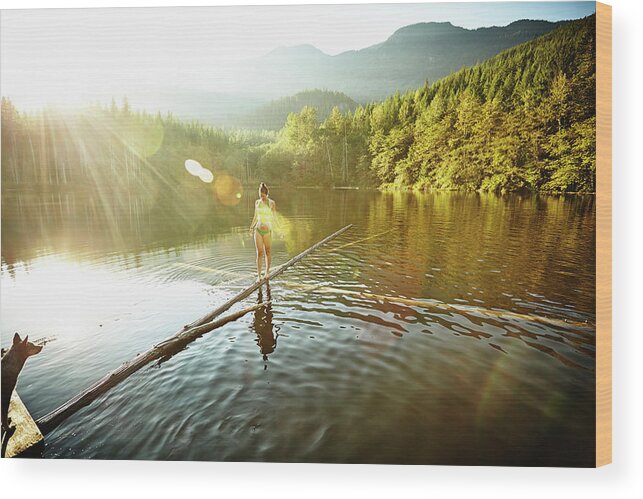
[[265, 14, 596, 192], [1, 97, 275, 196], [1, 15, 596, 195]]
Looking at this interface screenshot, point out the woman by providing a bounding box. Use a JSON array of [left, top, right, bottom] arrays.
[[250, 182, 277, 282]]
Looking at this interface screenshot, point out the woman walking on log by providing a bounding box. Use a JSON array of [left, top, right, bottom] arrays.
[[250, 183, 277, 282]]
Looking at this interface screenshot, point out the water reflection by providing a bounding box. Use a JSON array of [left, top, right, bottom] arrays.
[[251, 284, 278, 367], [0, 188, 596, 465]]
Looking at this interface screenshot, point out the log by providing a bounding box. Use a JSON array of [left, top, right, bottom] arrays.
[[36, 302, 268, 434], [2, 392, 44, 458], [178, 223, 353, 333], [36, 224, 352, 434]]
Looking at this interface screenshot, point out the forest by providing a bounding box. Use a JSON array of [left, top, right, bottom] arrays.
[[1, 15, 596, 195], [265, 14, 596, 192], [0, 98, 274, 196]]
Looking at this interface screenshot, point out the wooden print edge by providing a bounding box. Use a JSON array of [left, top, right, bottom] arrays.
[[596, 1, 612, 467]]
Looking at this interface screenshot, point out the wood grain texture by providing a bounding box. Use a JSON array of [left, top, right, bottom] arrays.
[[596, 1, 612, 467], [3, 392, 44, 458]]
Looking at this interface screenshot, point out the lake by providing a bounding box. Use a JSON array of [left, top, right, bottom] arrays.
[[1, 188, 596, 466]]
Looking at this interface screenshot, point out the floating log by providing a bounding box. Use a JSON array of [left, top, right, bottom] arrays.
[[36, 302, 267, 434], [36, 224, 353, 435], [178, 223, 353, 333]]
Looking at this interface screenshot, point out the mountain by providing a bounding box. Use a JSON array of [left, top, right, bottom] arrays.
[[262, 44, 330, 64], [242, 19, 563, 101], [270, 14, 596, 191], [116, 19, 567, 126], [0, 16, 597, 196], [235, 89, 357, 130]]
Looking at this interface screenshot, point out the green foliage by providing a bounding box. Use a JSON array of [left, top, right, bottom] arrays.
[[542, 117, 596, 192], [252, 14, 596, 192], [0, 97, 275, 195], [1, 15, 597, 193], [357, 14, 597, 192]]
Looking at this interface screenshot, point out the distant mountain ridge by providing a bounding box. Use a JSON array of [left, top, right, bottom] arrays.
[[106, 18, 568, 127], [244, 19, 563, 101], [263, 44, 329, 60], [252, 14, 597, 191]]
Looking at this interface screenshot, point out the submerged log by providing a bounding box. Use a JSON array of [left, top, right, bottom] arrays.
[[36, 302, 268, 435], [36, 224, 353, 435]]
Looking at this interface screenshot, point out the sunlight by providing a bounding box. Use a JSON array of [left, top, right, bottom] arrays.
[[1, 255, 156, 338], [127, 119, 164, 158], [0, 3, 601, 465], [95, 114, 187, 201]]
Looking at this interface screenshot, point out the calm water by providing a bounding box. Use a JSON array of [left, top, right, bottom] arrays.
[[1, 189, 596, 466]]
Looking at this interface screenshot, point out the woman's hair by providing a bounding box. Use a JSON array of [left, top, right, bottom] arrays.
[[259, 182, 269, 195]]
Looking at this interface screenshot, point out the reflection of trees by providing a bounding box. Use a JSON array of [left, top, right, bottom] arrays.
[[0, 190, 247, 267], [358, 191, 595, 316], [1, 181, 595, 320], [0, 188, 351, 269]]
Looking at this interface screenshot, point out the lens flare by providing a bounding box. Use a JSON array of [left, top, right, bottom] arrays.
[[198, 169, 214, 183], [185, 159, 214, 183], [127, 120, 164, 158], [185, 159, 204, 176], [213, 174, 243, 206]]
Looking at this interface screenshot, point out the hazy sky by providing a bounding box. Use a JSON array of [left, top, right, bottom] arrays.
[[1, 2, 596, 109]]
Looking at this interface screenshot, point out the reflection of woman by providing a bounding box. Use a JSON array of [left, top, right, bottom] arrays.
[[250, 182, 277, 282], [253, 285, 277, 365]]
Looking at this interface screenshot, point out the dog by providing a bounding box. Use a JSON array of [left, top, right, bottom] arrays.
[[1, 333, 42, 435]]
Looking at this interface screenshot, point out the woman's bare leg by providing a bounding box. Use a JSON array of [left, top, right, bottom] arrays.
[[263, 232, 272, 277], [254, 230, 265, 281]]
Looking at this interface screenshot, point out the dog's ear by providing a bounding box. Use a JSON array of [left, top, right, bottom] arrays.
[[13, 333, 22, 345], [23, 336, 29, 344]]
